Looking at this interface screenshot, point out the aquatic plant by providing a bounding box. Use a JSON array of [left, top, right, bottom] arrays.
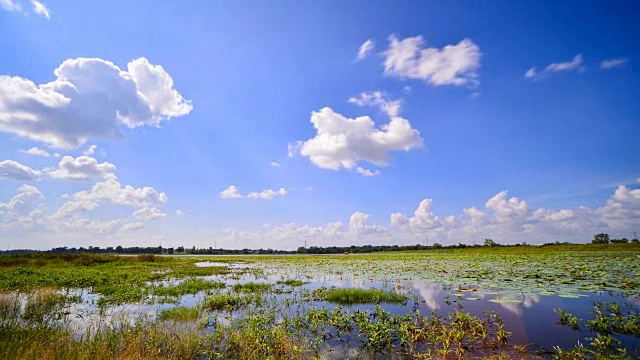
[[322, 287, 407, 304]]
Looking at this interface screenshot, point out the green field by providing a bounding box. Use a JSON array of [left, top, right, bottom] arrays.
[[0, 244, 639, 359]]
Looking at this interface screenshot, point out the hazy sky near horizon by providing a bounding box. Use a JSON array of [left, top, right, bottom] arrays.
[[1, 1, 639, 250]]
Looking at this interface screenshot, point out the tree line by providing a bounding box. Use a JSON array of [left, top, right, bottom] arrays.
[[0, 235, 636, 256]]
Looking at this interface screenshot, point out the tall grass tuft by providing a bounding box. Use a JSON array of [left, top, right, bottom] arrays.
[[323, 288, 407, 304], [159, 306, 202, 322], [232, 282, 272, 292]]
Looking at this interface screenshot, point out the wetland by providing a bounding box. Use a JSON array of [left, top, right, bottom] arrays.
[[1, 244, 639, 359]]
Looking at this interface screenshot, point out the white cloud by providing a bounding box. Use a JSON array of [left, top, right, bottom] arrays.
[[220, 185, 242, 199], [597, 185, 640, 229], [294, 93, 422, 174], [198, 180, 640, 249], [524, 67, 537, 79], [348, 91, 401, 117], [69, 177, 168, 209], [356, 167, 380, 177], [383, 35, 481, 86], [221, 185, 287, 201], [390, 212, 408, 226], [133, 207, 167, 221], [349, 211, 369, 232], [287, 142, 300, 158], [525, 54, 584, 80], [83, 145, 97, 156], [0, 156, 170, 236], [356, 39, 375, 61], [600, 58, 627, 70], [176, 210, 183, 216], [270, 161, 281, 167], [484, 191, 529, 223], [46, 155, 116, 181], [0, 160, 41, 181], [0, 57, 192, 149], [1, 0, 21, 12], [546, 54, 584, 72], [0, 185, 44, 221], [31, 0, 49, 19], [408, 199, 440, 230], [247, 188, 287, 200], [20, 147, 50, 157], [49, 176, 169, 234]]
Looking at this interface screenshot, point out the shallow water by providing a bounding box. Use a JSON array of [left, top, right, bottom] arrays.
[[22, 260, 639, 356]]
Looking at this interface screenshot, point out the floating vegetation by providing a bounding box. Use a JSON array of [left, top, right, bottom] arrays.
[[489, 298, 521, 303]]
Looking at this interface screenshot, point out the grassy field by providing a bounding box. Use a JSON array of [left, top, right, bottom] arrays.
[[0, 244, 639, 359]]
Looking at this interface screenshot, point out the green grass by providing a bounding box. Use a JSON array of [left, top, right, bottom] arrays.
[[232, 282, 272, 292], [168, 265, 231, 278], [323, 288, 407, 304], [158, 306, 201, 322], [276, 279, 307, 287], [152, 279, 226, 297], [201, 293, 252, 311]]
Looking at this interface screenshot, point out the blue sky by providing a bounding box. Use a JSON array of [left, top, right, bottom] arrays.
[[1, 0, 639, 250]]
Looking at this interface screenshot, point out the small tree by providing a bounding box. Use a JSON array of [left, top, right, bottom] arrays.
[[484, 239, 498, 247], [592, 233, 610, 244]]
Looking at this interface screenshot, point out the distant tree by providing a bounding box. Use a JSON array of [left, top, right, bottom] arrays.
[[632, 239, 640, 244], [592, 233, 610, 244], [432, 243, 443, 249], [611, 238, 629, 244], [484, 239, 498, 247]]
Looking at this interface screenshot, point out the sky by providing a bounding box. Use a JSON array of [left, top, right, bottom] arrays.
[[1, 1, 639, 250]]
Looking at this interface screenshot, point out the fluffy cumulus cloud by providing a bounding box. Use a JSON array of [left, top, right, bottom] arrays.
[[293, 92, 422, 174], [220, 185, 287, 200], [0, 185, 44, 226], [525, 54, 584, 80], [247, 188, 287, 200], [356, 39, 375, 61], [0, 172, 169, 237], [46, 155, 116, 181], [0, 160, 41, 181], [600, 58, 628, 70], [48, 174, 169, 236], [224, 181, 640, 249], [220, 185, 242, 199], [349, 211, 387, 234], [0, 57, 192, 149], [382, 35, 481, 87]]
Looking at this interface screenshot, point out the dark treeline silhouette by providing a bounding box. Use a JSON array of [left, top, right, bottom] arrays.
[[0, 242, 500, 256], [0, 235, 637, 256]]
